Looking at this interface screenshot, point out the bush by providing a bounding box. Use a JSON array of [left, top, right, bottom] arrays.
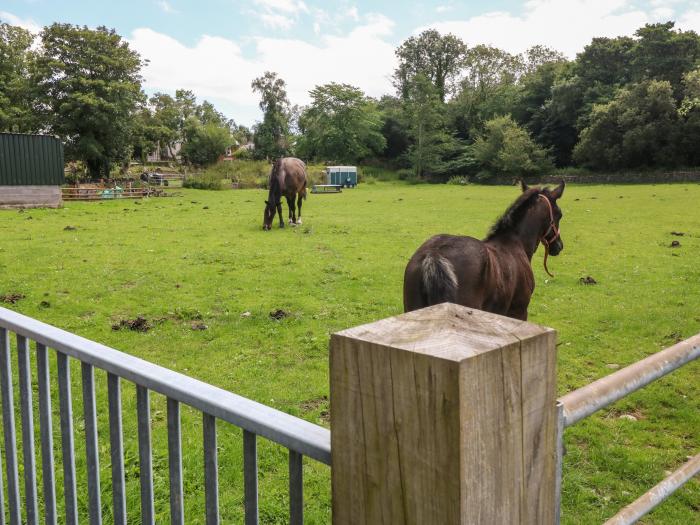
[[471, 115, 553, 180], [447, 175, 470, 185], [183, 173, 224, 190]]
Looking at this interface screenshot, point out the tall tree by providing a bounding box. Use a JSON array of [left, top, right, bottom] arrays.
[[35, 24, 144, 177], [394, 29, 467, 103], [297, 83, 385, 163], [251, 71, 291, 159], [403, 75, 458, 178], [631, 22, 700, 97], [573, 80, 679, 170], [0, 21, 38, 132]]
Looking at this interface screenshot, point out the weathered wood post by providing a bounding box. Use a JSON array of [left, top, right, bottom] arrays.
[[330, 303, 558, 524]]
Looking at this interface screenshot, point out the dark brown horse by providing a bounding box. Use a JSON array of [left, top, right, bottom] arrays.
[[403, 181, 565, 320], [263, 157, 307, 230]]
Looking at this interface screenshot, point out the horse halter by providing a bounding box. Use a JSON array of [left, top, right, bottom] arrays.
[[538, 194, 560, 277]]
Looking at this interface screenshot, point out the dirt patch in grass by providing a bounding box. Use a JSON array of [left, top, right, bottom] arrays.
[[112, 316, 152, 332], [269, 309, 290, 320], [579, 276, 598, 285], [300, 396, 330, 425], [0, 292, 25, 304]]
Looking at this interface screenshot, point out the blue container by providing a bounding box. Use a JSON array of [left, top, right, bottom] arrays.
[[326, 166, 357, 188]]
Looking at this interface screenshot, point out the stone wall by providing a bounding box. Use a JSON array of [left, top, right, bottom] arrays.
[[484, 171, 700, 185], [0, 186, 62, 208]]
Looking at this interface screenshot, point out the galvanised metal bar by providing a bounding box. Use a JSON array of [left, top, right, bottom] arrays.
[[136, 386, 155, 525], [0, 328, 21, 525], [36, 343, 57, 525], [56, 352, 78, 525], [17, 335, 39, 525], [81, 363, 102, 525], [553, 402, 564, 525], [243, 430, 259, 525], [559, 333, 700, 427], [0, 307, 330, 464], [289, 450, 303, 525], [603, 453, 700, 525], [203, 414, 219, 525], [0, 413, 4, 525], [167, 398, 184, 525], [107, 373, 127, 525]]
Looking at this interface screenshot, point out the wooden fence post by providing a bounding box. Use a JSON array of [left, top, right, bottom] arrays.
[[330, 303, 558, 524]]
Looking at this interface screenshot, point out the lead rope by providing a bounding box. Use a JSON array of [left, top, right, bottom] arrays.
[[538, 195, 558, 278]]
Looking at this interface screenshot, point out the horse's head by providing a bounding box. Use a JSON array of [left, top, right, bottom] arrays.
[[262, 200, 277, 230], [522, 180, 565, 256]]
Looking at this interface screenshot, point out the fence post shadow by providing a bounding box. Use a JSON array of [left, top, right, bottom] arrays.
[[330, 302, 558, 524]]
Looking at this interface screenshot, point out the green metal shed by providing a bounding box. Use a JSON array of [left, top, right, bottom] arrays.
[[0, 133, 64, 208]]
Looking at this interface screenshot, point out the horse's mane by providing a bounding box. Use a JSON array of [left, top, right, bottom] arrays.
[[485, 187, 551, 240], [267, 159, 282, 200]]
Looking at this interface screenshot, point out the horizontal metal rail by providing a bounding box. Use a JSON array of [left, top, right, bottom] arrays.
[[603, 453, 700, 525], [0, 306, 331, 464], [558, 333, 700, 427]]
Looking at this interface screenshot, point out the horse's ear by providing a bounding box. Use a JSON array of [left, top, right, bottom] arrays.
[[520, 179, 529, 192], [550, 180, 565, 200]]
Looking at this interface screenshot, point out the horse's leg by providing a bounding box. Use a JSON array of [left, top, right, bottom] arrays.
[[286, 195, 296, 225], [276, 201, 284, 228], [296, 192, 303, 224]]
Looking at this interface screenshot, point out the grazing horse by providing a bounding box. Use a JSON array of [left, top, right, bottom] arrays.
[[263, 157, 307, 230], [403, 181, 565, 320]]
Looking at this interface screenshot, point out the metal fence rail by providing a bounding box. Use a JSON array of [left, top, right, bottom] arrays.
[[0, 306, 331, 524], [556, 333, 700, 524]]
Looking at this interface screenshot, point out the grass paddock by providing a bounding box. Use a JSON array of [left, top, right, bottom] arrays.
[[1, 181, 699, 523]]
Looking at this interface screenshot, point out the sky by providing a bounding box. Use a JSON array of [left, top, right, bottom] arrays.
[[2, 0, 700, 126]]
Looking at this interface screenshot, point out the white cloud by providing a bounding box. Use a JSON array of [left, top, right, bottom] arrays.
[[254, 0, 308, 15], [156, 1, 178, 14], [651, 7, 674, 20], [128, 13, 396, 126], [260, 13, 295, 29], [426, 0, 650, 57], [678, 10, 700, 32], [346, 6, 360, 22], [0, 10, 41, 34], [436, 5, 453, 14], [251, 0, 308, 29]]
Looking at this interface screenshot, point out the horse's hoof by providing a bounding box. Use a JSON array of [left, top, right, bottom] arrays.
[[296, 218, 303, 225], [279, 223, 285, 228]]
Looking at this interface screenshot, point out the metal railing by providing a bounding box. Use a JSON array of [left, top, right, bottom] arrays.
[[555, 333, 700, 525], [0, 306, 330, 524]]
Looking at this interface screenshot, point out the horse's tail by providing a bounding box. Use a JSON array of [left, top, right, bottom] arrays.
[[302, 181, 307, 200], [421, 254, 458, 306]]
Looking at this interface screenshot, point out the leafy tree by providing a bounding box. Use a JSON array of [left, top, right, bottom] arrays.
[[35, 24, 145, 177], [470, 115, 553, 180], [678, 69, 700, 165], [394, 29, 467, 102], [377, 95, 411, 162], [448, 45, 523, 140], [521, 45, 566, 76], [574, 36, 635, 88], [251, 71, 291, 159], [403, 75, 460, 178], [573, 80, 679, 170], [180, 117, 232, 166], [0, 21, 38, 132], [631, 22, 700, 97], [297, 83, 385, 163]]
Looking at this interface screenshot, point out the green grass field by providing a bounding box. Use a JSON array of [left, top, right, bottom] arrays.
[[1, 181, 699, 524]]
